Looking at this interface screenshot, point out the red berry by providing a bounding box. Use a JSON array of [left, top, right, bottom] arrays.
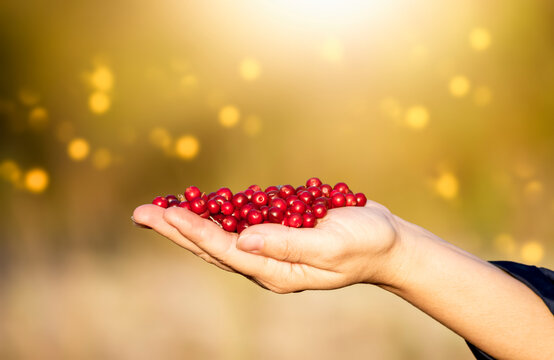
[[178, 201, 191, 210], [185, 186, 202, 201], [222, 216, 238, 232], [237, 220, 249, 234], [295, 185, 307, 194], [232, 193, 248, 208], [167, 198, 180, 207], [220, 201, 234, 215], [320, 184, 332, 197], [313, 197, 330, 208], [207, 192, 217, 200], [207, 199, 221, 214], [240, 203, 255, 219], [166, 194, 178, 202], [331, 193, 346, 208], [333, 182, 350, 194], [268, 207, 284, 223], [248, 184, 262, 192], [285, 195, 299, 207], [307, 186, 322, 198], [287, 213, 303, 228], [231, 208, 241, 220], [266, 190, 279, 200], [355, 193, 367, 206], [211, 214, 225, 225], [312, 203, 327, 218], [270, 198, 287, 211], [279, 185, 295, 198], [216, 187, 233, 201], [260, 205, 270, 221], [152, 196, 169, 208], [302, 213, 316, 228], [244, 188, 254, 201], [306, 177, 322, 187], [297, 190, 314, 205], [345, 193, 357, 207], [247, 209, 263, 225], [252, 191, 269, 207], [211, 195, 226, 205], [290, 200, 307, 214], [190, 198, 208, 214], [199, 210, 210, 219], [265, 185, 279, 193]]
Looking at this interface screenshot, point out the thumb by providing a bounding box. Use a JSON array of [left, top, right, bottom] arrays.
[[236, 224, 324, 264]]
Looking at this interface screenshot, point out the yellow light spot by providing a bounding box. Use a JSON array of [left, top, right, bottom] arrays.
[[18, 89, 40, 106], [149, 127, 172, 150], [175, 135, 200, 160], [181, 74, 198, 87], [524, 180, 543, 197], [435, 172, 459, 199], [89, 91, 111, 114], [449, 75, 471, 98], [520, 240, 545, 264], [24, 168, 49, 193], [405, 106, 429, 129], [56, 121, 75, 143], [239, 58, 261, 81], [219, 105, 240, 128], [514, 160, 535, 179], [473, 86, 493, 106], [90, 66, 114, 91], [0, 160, 22, 184], [243, 116, 262, 136], [469, 27, 492, 51], [380, 98, 402, 119], [92, 148, 112, 170], [67, 138, 90, 161], [321, 37, 343, 63], [28, 106, 49, 130], [494, 233, 516, 255]]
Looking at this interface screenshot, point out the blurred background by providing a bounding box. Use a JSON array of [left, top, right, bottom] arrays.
[[1, 0, 553, 359]]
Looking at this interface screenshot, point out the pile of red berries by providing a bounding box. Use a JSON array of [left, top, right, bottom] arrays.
[[151, 177, 367, 233]]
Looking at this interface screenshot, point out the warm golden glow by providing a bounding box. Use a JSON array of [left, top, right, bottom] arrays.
[[24, 168, 49, 193], [175, 135, 200, 160], [243, 115, 262, 136], [449, 75, 471, 98], [469, 27, 492, 51], [239, 58, 261, 81], [89, 91, 111, 114], [524, 180, 543, 197], [321, 37, 343, 63], [473, 86, 493, 106], [149, 127, 172, 150], [28, 106, 49, 129], [435, 172, 459, 199], [380, 98, 402, 119], [90, 65, 114, 91], [494, 233, 516, 255], [56, 121, 75, 143], [92, 148, 112, 170], [520, 240, 545, 264], [219, 105, 240, 128], [181, 74, 198, 87], [67, 138, 90, 161], [405, 106, 429, 129], [18, 89, 40, 106], [0, 160, 22, 184]]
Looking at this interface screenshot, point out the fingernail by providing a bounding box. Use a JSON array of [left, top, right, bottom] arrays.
[[237, 235, 264, 252], [131, 216, 152, 229]]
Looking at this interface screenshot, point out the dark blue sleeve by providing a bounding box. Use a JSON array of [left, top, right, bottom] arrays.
[[466, 261, 554, 359]]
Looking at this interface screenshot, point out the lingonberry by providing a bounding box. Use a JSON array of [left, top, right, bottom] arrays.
[[231, 208, 241, 220], [302, 213, 316, 228], [307, 186, 322, 198], [207, 199, 221, 214], [306, 177, 322, 188], [166, 194, 178, 202], [295, 185, 307, 194], [211, 195, 226, 205], [240, 203, 255, 219], [222, 216, 238, 232], [247, 209, 263, 225], [190, 198, 208, 214], [260, 205, 269, 221], [270, 198, 287, 211], [199, 210, 210, 219], [178, 201, 191, 210], [266, 190, 279, 200], [207, 192, 217, 200], [331, 193, 346, 208], [252, 191, 269, 207], [279, 185, 295, 198], [167, 198, 180, 207], [211, 214, 225, 225], [265, 185, 279, 193], [244, 188, 254, 201], [248, 184, 262, 192], [320, 184, 332, 197], [285, 195, 299, 207], [185, 186, 202, 201], [312, 203, 327, 218], [291, 200, 307, 214], [345, 193, 357, 207], [313, 197, 329, 208], [268, 207, 284, 223], [232, 193, 248, 208], [152, 196, 169, 208], [237, 220, 249, 234], [287, 213, 303, 228], [297, 190, 314, 205], [355, 193, 367, 206], [216, 187, 233, 201], [333, 182, 350, 194], [220, 201, 234, 215]]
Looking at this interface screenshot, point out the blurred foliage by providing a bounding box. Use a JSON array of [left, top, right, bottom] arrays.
[[0, 1, 553, 359]]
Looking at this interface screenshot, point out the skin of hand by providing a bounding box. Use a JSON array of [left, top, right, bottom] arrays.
[[132, 200, 554, 360]]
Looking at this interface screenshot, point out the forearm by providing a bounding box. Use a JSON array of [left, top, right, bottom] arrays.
[[380, 216, 554, 360]]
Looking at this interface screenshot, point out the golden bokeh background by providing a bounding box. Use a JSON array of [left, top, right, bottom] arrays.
[[1, 1, 553, 359]]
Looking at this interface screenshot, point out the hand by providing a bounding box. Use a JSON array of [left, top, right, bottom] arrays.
[[132, 200, 405, 293]]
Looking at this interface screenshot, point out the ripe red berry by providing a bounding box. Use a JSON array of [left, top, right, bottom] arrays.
[[190, 198, 208, 214], [231, 208, 241, 220], [306, 177, 322, 187], [345, 193, 357, 207], [297, 190, 314, 205], [291, 200, 307, 214], [312, 203, 327, 218], [240, 203, 255, 219], [167, 198, 180, 207], [302, 213, 316, 228], [331, 193, 346, 208], [260, 205, 270, 221], [320, 184, 332, 197], [307, 186, 322, 198], [237, 220, 249, 234], [265, 185, 279, 193], [220, 201, 234, 215], [211, 214, 225, 225], [222, 216, 238, 232], [266, 190, 279, 200], [279, 185, 295, 198], [199, 210, 210, 219], [166, 194, 178, 202], [211, 195, 226, 205], [295, 185, 307, 194], [185, 186, 202, 201], [285, 195, 299, 207], [216, 187, 233, 201], [287, 213, 303, 228], [207, 199, 221, 214], [313, 197, 329, 208], [252, 191, 269, 207], [270, 198, 287, 211], [243, 188, 254, 201], [178, 201, 191, 210], [247, 209, 263, 225], [355, 193, 367, 206], [268, 207, 284, 223], [248, 184, 262, 192], [152, 196, 169, 208], [232, 193, 248, 208], [333, 182, 350, 194]]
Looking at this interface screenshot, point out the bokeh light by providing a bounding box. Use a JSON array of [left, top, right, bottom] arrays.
[[17, 89, 40, 106], [175, 135, 200, 160], [92, 148, 112, 170], [0, 159, 22, 185], [243, 115, 262, 136], [494, 233, 517, 255], [24, 168, 49, 193], [89, 65, 114, 91], [218, 105, 240, 128], [469, 27, 492, 51], [88, 91, 111, 114], [149, 127, 172, 150], [321, 36, 343, 63], [435, 172, 459, 200], [239, 58, 261, 81], [28, 106, 49, 129], [448, 75, 471, 98], [67, 138, 91, 161], [520, 240, 545, 264], [404, 106, 429, 129]]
